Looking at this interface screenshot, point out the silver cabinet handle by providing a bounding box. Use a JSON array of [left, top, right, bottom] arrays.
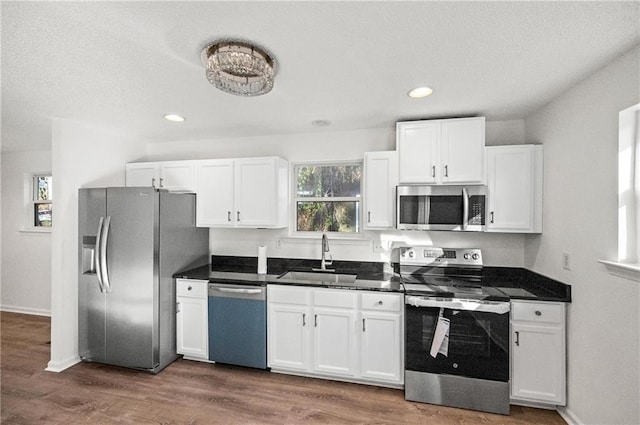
[[444, 165, 449, 177], [176, 302, 180, 314], [237, 211, 240, 222], [94, 217, 105, 293], [227, 211, 231, 222], [515, 331, 520, 346], [535, 310, 542, 316], [490, 211, 495, 224], [159, 178, 164, 188], [377, 300, 383, 305], [151, 178, 156, 188], [314, 314, 318, 327], [302, 313, 306, 327], [362, 318, 366, 332], [367, 211, 371, 223], [432, 165, 436, 178], [187, 285, 192, 291]]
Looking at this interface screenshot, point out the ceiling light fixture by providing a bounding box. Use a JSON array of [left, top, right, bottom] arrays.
[[408, 86, 433, 99], [202, 40, 275, 97], [311, 120, 331, 127], [164, 114, 185, 122]]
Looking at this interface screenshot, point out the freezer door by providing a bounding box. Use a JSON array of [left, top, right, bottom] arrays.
[[104, 187, 159, 370], [78, 188, 107, 363]]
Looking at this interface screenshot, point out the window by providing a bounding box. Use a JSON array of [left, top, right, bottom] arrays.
[[294, 162, 362, 234], [32, 175, 52, 228], [600, 103, 639, 281]]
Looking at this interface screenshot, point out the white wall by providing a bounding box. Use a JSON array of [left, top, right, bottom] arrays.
[[1, 150, 52, 315], [48, 119, 147, 372], [146, 120, 526, 267], [525, 46, 640, 425]]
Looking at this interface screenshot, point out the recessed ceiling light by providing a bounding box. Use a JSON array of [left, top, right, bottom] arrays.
[[164, 114, 185, 122], [312, 120, 331, 127], [408, 87, 433, 99]]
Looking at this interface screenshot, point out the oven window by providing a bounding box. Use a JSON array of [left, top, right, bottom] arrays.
[[405, 305, 509, 382]]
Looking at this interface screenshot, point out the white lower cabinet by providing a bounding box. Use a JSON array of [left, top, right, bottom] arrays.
[[176, 279, 209, 361], [267, 285, 403, 387], [510, 300, 566, 406]]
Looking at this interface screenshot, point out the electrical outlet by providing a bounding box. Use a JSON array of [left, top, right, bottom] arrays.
[[562, 252, 570, 270], [276, 239, 282, 249], [373, 241, 386, 253]]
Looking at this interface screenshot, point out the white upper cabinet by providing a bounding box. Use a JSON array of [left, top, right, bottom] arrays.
[[195, 159, 235, 227], [195, 156, 288, 228], [397, 117, 485, 185], [364, 151, 398, 229], [486, 145, 543, 233], [126, 160, 195, 192]]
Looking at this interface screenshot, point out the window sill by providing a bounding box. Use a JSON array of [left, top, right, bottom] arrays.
[[19, 228, 52, 235], [598, 260, 640, 282]]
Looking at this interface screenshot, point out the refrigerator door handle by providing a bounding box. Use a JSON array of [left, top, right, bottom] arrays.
[[100, 215, 113, 293], [95, 217, 106, 293]]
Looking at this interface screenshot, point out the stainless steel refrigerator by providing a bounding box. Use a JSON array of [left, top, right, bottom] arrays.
[[78, 187, 208, 373]]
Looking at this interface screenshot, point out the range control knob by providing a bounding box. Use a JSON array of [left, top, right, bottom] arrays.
[[463, 253, 471, 260], [472, 253, 480, 260], [409, 251, 415, 258]]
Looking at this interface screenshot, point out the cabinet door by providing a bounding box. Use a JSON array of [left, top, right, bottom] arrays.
[[268, 304, 310, 371], [360, 311, 402, 383], [440, 118, 485, 184], [195, 159, 235, 227], [234, 158, 278, 227], [176, 296, 208, 360], [160, 161, 195, 192], [487, 145, 542, 233], [511, 322, 565, 404], [313, 308, 357, 377], [397, 121, 439, 184], [125, 163, 159, 187], [364, 151, 398, 229]]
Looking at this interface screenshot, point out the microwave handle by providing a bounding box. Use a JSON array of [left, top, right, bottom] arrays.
[[462, 187, 469, 230]]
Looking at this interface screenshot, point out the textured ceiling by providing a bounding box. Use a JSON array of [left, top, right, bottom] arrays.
[[2, 1, 639, 152]]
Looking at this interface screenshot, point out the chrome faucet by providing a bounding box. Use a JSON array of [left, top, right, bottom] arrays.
[[318, 233, 334, 272]]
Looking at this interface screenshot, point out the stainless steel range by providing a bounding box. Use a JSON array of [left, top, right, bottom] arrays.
[[400, 247, 511, 415]]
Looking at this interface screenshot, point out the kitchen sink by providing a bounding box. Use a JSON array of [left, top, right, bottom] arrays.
[[277, 271, 357, 285]]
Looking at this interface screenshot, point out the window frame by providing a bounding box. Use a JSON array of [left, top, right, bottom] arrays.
[[290, 160, 363, 239], [599, 103, 639, 281], [25, 173, 53, 232]]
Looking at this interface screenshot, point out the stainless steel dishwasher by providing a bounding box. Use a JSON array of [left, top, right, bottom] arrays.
[[208, 282, 267, 369]]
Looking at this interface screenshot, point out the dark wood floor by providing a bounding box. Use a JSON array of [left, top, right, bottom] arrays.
[[1, 312, 566, 424]]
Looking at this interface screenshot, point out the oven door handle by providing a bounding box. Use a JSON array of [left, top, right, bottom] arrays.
[[405, 296, 510, 314]]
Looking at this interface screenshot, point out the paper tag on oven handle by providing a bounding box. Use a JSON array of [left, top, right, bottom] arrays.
[[430, 316, 450, 358]]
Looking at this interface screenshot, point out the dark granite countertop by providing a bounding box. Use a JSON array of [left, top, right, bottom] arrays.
[[481, 267, 571, 302], [174, 256, 570, 301], [174, 256, 403, 292]]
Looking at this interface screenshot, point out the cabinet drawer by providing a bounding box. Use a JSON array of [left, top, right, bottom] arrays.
[[511, 301, 564, 324], [177, 279, 208, 298], [268, 285, 310, 305], [313, 289, 357, 309], [360, 293, 401, 312]]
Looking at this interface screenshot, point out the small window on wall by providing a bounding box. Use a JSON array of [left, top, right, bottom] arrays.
[[293, 162, 362, 235], [32, 175, 52, 227]]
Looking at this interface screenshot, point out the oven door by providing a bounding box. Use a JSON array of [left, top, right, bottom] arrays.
[[405, 296, 510, 382]]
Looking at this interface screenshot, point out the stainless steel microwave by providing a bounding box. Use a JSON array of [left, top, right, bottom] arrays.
[[396, 185, 487, 231]]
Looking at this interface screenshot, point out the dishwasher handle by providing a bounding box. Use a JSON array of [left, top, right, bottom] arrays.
[[208, 283, 266, 300]]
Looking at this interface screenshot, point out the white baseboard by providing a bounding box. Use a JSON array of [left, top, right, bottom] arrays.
[[558, 406, 584, 425], [1, 305, 51, 317], [46, 356, 80, 373]]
